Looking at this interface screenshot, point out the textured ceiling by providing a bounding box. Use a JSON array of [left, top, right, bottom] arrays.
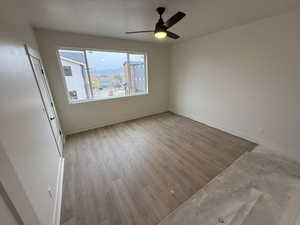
[[22, 0, 300, 43]]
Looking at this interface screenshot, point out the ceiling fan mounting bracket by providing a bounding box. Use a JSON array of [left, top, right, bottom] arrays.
[[157, 7, 166, 16]]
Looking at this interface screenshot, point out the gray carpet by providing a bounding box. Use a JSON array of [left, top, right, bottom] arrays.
[[159, 147, 300, 225]]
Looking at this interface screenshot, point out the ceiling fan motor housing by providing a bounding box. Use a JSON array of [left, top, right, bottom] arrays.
[[155, 18, 166, 33]]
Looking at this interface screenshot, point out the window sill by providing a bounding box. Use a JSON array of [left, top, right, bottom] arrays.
[[68, 92, 149, 104]]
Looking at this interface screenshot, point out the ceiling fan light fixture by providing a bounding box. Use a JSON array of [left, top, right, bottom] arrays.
[[126, 7, 186, 40], [154, 31, 167, 39]]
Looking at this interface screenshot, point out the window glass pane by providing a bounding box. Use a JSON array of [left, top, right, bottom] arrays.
[[86, 50, 128, 99], [128, 54, 146, 94], [58, 50, 90, 101]]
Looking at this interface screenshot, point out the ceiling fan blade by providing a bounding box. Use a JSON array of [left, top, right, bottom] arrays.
[[167, 31, 180, 39], [125, 30, 154, 34], [165, 12, 186, 29]]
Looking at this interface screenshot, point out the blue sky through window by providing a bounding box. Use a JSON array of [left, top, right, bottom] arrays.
[[86, 51, 127, 76]]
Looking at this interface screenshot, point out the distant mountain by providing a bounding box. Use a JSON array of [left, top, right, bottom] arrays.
[[89, 68, 124, 76], [91, 61, 142, 76]]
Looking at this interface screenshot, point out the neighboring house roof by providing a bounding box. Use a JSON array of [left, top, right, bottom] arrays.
[[60, 51, 85, 64], [61, 56, 86, 66]]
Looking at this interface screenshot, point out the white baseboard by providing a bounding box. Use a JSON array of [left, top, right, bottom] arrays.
[[65, 110, 168, 135], [52, 157, 64, 225], [170, 109, 300, 162], [170, 109, 257, 143]]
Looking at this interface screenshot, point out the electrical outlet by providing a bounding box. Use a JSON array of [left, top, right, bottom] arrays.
[[48, 186, 53, 199]]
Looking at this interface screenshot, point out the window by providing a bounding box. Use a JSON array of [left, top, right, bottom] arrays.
[[58, 49, 148, 103]]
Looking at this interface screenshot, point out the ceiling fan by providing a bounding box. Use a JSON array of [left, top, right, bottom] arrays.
[[125, 7, 186, 40]]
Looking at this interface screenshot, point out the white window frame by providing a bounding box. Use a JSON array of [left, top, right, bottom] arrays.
[[56, 47, 149, 104]]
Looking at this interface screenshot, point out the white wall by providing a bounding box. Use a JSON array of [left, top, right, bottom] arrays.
[[0, 1, 61, 224], [35, 29, 170, 134], [169, 10, 300, 160], [0, 193, 19, 225]]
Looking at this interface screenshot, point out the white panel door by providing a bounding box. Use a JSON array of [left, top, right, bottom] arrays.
[[26, 48, 63, 156]]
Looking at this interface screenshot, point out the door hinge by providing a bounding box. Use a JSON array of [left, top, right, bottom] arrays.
[[41, 68, 44, 74], [59, 130, 62, 135], [50, 102, 54, 107]]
